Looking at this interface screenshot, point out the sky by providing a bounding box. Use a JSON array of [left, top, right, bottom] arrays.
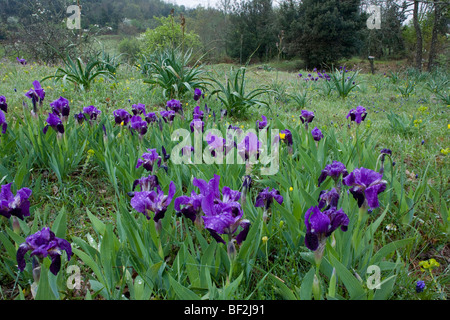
[[164, 0, 221, 9]]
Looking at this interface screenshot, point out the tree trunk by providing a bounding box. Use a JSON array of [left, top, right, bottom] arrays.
[[413, 0, 422, 71], [427, 0, 439, 72]]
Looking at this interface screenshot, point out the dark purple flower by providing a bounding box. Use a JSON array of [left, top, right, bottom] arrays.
[[206, 132, 225, 158], [16, 57, 27, 65], [0, 183, 32, 220], [131, 175, 159, 194], [0, 110, 7, 134], [415, 280, 425, 293], [300, 110, 315, 124], [83, 105, 101, 121], [130, 181, 176, 222], [144, 112, 158, 124], [132, 103, 146, 115], [311, 126, 324, 141], [380, 148, 392, 155], [136, 149, 162, 172], [113, 109, 131, 126], [255, 187, 283, 210], [160, 110, 176, 123], [25, 80, 45, 113], [74, 112, 85, 124], [279, 129, 293, 146], [193, 88, 202, 101], [343, 167, 387, 209], [174, 190, 204, 224], [193, 106, 204, 120], [50, 96, 70, 118], [190, 118, 204, 133], [304, 206, 349, 251], [257, 115, 268, 130], [201, 181, 249, 246], [318, 188, 339, 210], [237, 132, 260, 162], [0, 95, 7, 113], [16, 227, 72, 275], [43, 113, 64, 135], [130, 115, 148, 137], [346, 106, 367, 124], [318, 161, 348, 187], [166, 99, 182, 114]]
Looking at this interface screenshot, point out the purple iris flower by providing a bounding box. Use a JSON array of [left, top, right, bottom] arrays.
[[16, 227, 72, 275], [311, 127, 324, 141], [280, 129, 293, 146], [0, 95, 7, 113], [43, 113, 64, 135], [16, 57, 27, 65], [193, 88, 202, 101], [201, 181, 249, 246], [160, 110, 176, 123], [0, 110, 7, 135], [132, 103, 146, 115], [136, 149, 162, 172], [74, 112, 85, 124], [193, 106, 204, 120], [343, 167, 387, 209], [206, 132, 225, 157], [317, 161, 348, 187], [131, 175, 159, 194], [130, 115, 148, 137], [166, 99, 183, 114], [144, 112, 158, 124], [346, 106, 367, 124], [378, 148, 392, 175], [50, 96, 70, 118], [318, 188, 340, 210], [257, 115, 268, 130], [255, 187, 283, 210], [130, 181, 176, 222], [0, 183, 32, 220], [300, 110, 315, 124], [304, 206, 349, 251], [174, 190, 204, 224], [237, 132, 260, 162], [83, 105, 101, 121], [190, 118, 204, 133], [113, 109, 131, 126], [25, 80, 45, 113]]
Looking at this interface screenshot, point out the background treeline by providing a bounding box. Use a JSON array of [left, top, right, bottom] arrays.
[[0, 0, 448, 70]]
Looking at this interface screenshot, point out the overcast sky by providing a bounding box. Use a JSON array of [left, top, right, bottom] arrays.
[[166, 0, 220, 9]]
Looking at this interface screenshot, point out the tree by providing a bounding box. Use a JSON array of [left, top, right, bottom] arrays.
[[413, 0, 423, 71], [226, 0, 277, 63], [290, 0, 365, 69]]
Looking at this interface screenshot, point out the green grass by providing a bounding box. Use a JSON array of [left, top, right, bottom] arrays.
[[0, 56, 448, 300]]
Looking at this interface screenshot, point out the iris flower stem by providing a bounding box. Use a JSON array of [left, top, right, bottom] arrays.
[[352, 205, 367, 252]]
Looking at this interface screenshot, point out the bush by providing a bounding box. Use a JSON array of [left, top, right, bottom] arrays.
[[118, 37, 142, 64], [139, 16, 202, 56]]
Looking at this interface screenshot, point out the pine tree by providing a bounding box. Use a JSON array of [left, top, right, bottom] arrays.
[[292, 0, 364, 69]]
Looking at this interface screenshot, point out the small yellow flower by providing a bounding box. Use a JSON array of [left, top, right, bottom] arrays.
[[279, 133, 286, 140], [447, 124, 450, 129], [262, 236, 268, 244], [441, 148, 450, 155], [289, 187, 293, 191], [120, 121, 124, 126], [87, 149, 95, 156]]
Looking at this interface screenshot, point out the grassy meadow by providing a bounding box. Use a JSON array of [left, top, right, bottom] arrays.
[[0, 51, 448, 301]]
